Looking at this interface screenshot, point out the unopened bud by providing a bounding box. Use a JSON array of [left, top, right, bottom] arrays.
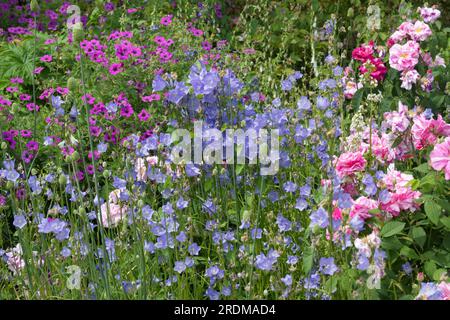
[[30, 0, 40, 12]]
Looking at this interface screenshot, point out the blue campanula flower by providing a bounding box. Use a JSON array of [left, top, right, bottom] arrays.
[[254, 249, 279, 271], [276, 214, 292, 232], [13, 215, 27, 229], [309, 207, 329, 229], [319, 257, 339, 275]]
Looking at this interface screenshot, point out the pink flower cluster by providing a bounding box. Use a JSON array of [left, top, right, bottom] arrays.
[[351, 41, 387, 82], [153, 36, 174, 63], [387, 13, 443, 91], [418, 6, 441, 23], [80, 39, 108, 66], [379, 166, 421, 216], [411, 113, 450, 150]]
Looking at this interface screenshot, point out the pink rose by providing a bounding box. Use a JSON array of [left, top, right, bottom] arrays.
[[408, 21, 432, 42], [100, 202, 128, 228], [352, 42, 374, 62], [418, 7, 441, 23], [350, 197, 379, 220], [430, 137, 450, 180], [389, 41, 420, 71], [383, 102, 411, 132], [412, 114, 450, 150], [400, 69, 421, 90], [335, 151, 367, 178]]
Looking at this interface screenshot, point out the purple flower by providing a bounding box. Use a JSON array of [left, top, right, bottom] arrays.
[[206, 287, 220, 300], [402, 262, 412, 275], [176, 197, 189, 210], [185, 164, 201, 177], [283, 181, 297, 193], [174, 261, 187, 274], [316, 96, 330, 110], [188, 243, 201, 255], [189, 64, 220, 96], [309, 207, 329, 229], [152, 74, 167, 91], [112, 176, 127, 189], [281, 79, 293, 91], [295, 198, 308, 211], [61, 247, 71, 257], [287, 255, 298, 265], [202, 198, 216, 215], [276, 214, 292, 232], [255, 249, 279, 271], [416, 283, 443, 300], [281, 274, 293, 286], [319, 257, 339, 275], [167, 81, 189, 104], [1, 160, 20, 182], [13, 215, 27, 229]]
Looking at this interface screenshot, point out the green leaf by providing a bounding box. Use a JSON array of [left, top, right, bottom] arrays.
[[400, 246, 419, 259], [302, 246, 314, 275], [413, 163, 430, 174], [424, 261, 437, 278], [441, 216, 450, 230], [411, 227, 426, 248], [381, 221, 405, 237], [433, 269, 446, 281], [424, 201, 442, 225], [351, 89, 364, 110]]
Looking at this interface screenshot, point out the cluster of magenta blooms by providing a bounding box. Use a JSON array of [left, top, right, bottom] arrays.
[[0, 1, 448, 300]]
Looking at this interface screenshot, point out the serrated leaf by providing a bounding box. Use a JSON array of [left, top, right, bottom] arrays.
[[413, 163, 430, 174], [424, 261, 437, 278], [441, 216, 450, 230], [424, 201, 442, 225], [412, 227, 426, 248], [400, 246, 419, 259], [381, 221, 405, 237]]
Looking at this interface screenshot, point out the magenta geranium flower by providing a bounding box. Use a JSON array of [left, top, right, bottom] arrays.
[[138, 109, 150, 122], [160, 15, 173, 26], [40, 55, 53, 62], [109, 63, 123, 75]]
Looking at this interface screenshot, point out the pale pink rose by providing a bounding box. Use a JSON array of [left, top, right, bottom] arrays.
[[344, 81, 362, 99], [389, 30, 407, 44], [400, 69, 420, 90], [108, 189, 124, 204], [398, 21, 414, 35], [418, 7, 441, 23], [383, 102, 411, 132], [382, 165, 415, 190], [135, 157, 147, 181], [408, 21, 432, 41], [430, 137, 450, 180], [421, 52, 433, 66], [335, 151, 367, 178], [146, 156, 158, 166], [432, 55, 446, 68], [100, 202, 128, 228], [350, 196, 379, 220], [389, 41, 420, 71], [438, 282, 450, 300], [370, 132, 396, 163]]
